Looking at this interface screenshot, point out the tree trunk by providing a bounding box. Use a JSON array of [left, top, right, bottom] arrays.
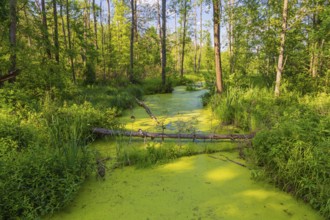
[[161, 0, 166, 87], [175, 10, 179, 71], [53, 0, 60, 63], [129, 0, 135, 80], [274, 0, 288, 97], [66, 0, 76, 83], [193, 2, 198, 73], [9, 0, 17, 73], [41, 0, 52, 59], [82, 0, 88, 64], [134, 0, 138, 41], [129, 0, 135, 82], [228, 0, 234, 74], [92, 0, 98, 50], [309, 11, 323, 78], [107, 0, 112, 76], [92, 128, 255, 140], [213, 0, 223, 93], [197, 2, 202, 72], [180, 0, 188, 78], [100, 1, 106, 81], [157, 0, 162, 67], [60, 1, 67, 50]]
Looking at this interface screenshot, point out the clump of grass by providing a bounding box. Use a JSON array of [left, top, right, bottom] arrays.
[[115, 141, 233, 168], [0, 98, 120, 219]]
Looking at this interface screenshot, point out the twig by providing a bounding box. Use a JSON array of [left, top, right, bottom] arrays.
[[209, 154, 246, 167]]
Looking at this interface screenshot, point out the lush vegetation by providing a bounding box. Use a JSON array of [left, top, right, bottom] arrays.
[[0, 85, 121, 218], [208, 86, 329, 217], [0, 0, 329, 219]]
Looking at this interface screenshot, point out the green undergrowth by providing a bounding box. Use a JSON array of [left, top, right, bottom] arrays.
[[211, 87, 330, 218], [0, 81, 122, 219], [114, 140, 238, 169], [141, 74, 197, 95]]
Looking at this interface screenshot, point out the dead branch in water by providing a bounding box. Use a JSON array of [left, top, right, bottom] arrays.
[[208, 154, 247, 167], [135, 98, 161, 125]]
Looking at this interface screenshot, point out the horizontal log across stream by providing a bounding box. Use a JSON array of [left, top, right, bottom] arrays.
[[92, 128, 255, 140]]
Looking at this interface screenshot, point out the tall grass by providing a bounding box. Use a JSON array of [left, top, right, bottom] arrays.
[[0, 99, 119, 219], [211, 86, 330, 218], [115, 140, 235, 169]]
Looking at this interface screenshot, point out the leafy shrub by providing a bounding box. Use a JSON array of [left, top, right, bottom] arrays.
[[83, 62, 96, 85], [141, 77, 174, 94], [250, 102, 330, 218], [211, 87, 330, 218], [0, 100, 119, 219], [0, 145, 93, 219]]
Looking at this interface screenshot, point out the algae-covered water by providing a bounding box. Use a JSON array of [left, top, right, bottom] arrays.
[[48, 86, 323, 220]]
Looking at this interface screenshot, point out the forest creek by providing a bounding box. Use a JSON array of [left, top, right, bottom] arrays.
[[48, 86, 322, 220], [1, 0, 329, 219]]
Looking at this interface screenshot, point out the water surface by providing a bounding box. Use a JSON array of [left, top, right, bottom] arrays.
[[48, 86, 323, 220]]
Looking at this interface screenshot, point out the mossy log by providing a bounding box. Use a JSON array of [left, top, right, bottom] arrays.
[[92, 128, 255, 140]]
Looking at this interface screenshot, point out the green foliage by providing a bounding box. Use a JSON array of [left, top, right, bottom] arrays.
[[251, 112, 330, 218], [83, 62, 96, 85], [141, 77, 174, 94], [115, 142, 224, 169], [0, 145, 93, 220], [212, 87, 274, 131], [0, 95, 120, 219], [211, 86, 330, 218]]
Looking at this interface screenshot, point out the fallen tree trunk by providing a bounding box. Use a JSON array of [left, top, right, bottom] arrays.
[[0, 70, 19, 84], [92, 128, 255, 140], [135, 98, 161, 125]]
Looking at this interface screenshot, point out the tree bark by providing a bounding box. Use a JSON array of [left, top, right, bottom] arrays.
[[60, 0, 67, 50], [274, 0, 288, 97], [92, 0, 98, 50], [133, 0, 138, 41], [213, 0, 223, 93], [9, 0, 17, 73], [92, 128, 255, 140], [197, 2, 202, 72], [194, 2, 198, 73], [41, 0, 52, 59], [53, 0, 60, 63], [129, 0, 135, 82], [0, 70, 19, 84], [135, 98, 160, 125], [161, 0, 166, 86], [227, 0, 234, 74], [106, 0, 112, 76], [157, 0, 162, 67], [180, 0, 188, 78], [100, 1, 106, 80], [66, 0, 76, 83]]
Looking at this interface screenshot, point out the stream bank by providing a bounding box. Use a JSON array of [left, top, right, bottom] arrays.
[[48, 86, 323, 220]]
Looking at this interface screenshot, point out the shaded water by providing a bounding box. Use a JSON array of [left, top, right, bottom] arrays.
[[121, 86, 222, 133], [48, 86, 323, 220]]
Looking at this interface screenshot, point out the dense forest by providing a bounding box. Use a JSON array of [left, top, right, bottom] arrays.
[[0, 0, 329, 219]]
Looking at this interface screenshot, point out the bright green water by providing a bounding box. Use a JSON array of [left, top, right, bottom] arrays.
[[48, 86, 323, 220]]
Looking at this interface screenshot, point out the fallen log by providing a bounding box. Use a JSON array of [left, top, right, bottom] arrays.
[[135, 98, 161, 125], [92, 128, 255, 140], [0, 70, 19, 84]]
